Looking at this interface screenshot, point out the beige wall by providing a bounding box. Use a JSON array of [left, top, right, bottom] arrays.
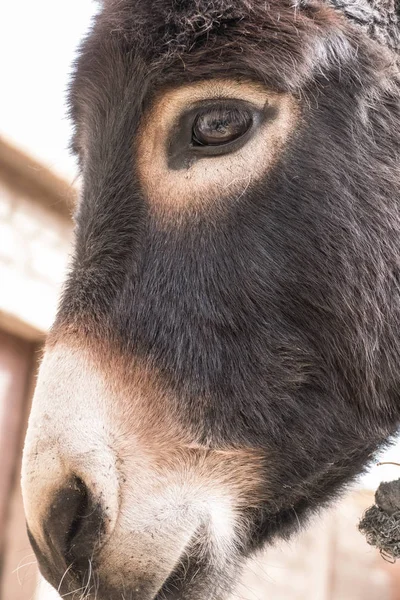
[[0, 178, 72, 338], [0, 139, 75, 599]]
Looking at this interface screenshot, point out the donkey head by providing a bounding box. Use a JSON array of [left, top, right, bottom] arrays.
[[22, 1, 400, 599]]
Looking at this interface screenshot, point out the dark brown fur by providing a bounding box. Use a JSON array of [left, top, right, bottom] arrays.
[[27, 0, 400, 598]]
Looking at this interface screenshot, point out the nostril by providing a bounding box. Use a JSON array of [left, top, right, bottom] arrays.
[[43, 476, 105, 572], [45, 477, 88, 560], [27, 476, 108, 594]]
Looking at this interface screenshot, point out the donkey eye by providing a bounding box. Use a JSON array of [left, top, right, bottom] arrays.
[[167, 98, 269, 170], [192, 108, 253, 147]]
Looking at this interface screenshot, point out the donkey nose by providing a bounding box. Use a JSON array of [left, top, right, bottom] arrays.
[[28, 477, 106, 591]]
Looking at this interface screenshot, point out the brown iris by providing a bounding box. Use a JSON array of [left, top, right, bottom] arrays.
[[192, 108, 253, 147]]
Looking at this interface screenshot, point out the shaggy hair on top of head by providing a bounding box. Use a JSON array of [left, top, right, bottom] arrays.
[[95, 0, 400, 108], [102, 0, 400, 53], [168, 0, 400, 53], [96, 0, 357, 98], [329, 0, 400, 51]]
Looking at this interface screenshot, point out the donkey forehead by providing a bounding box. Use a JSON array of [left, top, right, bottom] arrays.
[[71, 0, 351, 115]]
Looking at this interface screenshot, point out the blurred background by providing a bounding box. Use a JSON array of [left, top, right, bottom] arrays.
[[1, 1, 400, 599]]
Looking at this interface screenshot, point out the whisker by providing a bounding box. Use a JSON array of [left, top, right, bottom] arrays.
[[12, 552, 36, 575], [80, 558, 93, 600], [58, 563, 74, 593], [12, 560, 37, 575], [13, 560, 38, 587], [61, 585, 87, 598]]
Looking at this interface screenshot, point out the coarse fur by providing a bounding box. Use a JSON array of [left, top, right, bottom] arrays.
[[21, 1, 400, 599]]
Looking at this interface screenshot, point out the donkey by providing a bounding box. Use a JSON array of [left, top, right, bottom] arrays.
[[21, 0, 400, 598]]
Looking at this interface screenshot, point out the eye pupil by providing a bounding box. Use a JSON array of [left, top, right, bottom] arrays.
[[192, 108, 252, 147]]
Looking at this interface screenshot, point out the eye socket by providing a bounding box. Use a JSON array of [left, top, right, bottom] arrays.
[[192, 108, 253, 147], [167, 98, 275, 170]]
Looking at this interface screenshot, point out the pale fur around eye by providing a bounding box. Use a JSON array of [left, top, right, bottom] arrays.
[[136, 79, 299, 218]]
